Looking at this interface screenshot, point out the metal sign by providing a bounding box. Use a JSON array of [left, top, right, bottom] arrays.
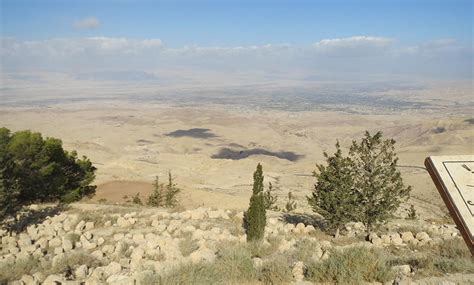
[[425, 155, 474, 254]]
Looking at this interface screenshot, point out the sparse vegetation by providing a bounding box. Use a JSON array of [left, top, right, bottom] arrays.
[[244, 163, 267, 242], [147, 172, 181, 208], [179, 234, 200, 257], [284, 192, 297, 213], [406, 205, 418, 220], [258, 255, 293, 284], [263, 182, 279, 211], [132, 192, 143, 205], [306, 247, 393, 283]]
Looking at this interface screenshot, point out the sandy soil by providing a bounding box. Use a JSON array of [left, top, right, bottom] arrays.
[[0, 102, 472, 219]]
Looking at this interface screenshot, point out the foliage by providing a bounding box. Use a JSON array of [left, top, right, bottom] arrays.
[[263, 182, 279, 210], [258, 255, 292, 285], [284, 191, 297, 213], [308, 141, 358, 233], [147, 172, 181, 208], [147, 176, 165, 207], [132, 192, 143, 205], [406, 205, 417, 220], [165, 171, 181, 207], [244, 163, 267, 242], [0, 127, 96, 222], [309, 132, 410, 233], [349, 131, 411, 231], [306, 247, 393, 283]]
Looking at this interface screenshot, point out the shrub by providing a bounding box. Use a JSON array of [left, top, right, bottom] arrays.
[[148, 176, 165, 206], [164, 171, 181, 207], [263, 182, 279, 210], [215, 244, 256, 282], [132, 192, 143, 205], [284, 192, 297, 213], [406, 205, 417, 220], [306, 247, 393, 283], [179, 235, 200, 257], [258, 255, 292, 285], [244, 163, 267, 242]]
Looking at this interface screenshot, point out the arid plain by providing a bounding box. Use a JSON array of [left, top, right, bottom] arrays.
[[1, 78, 472, 221]]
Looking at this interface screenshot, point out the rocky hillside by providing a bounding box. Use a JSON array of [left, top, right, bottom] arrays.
[[1, 203, 473, 284]]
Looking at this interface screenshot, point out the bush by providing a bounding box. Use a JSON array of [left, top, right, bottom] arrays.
[[263, 182, 279, 210], [132, 192, 143, 205], [284, 191, 297, 213], [258, 255, 292, 285], [0, 127, 96, 222], [244, 163, 267, 242], [406, 205, 417, 220], [306, 247, 393, 283]]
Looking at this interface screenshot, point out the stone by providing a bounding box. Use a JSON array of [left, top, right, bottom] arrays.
[[62, 239, 73, 251], [102, 244, 115, 254], [391, 236, 404, 246], [252, 257, 264, 268], [381, 235, 391, 245], [189, 247, 216, 263], [401, 232, 415, 243], [106, 275, 131, 284], [84, 231, 93, 240], [292, 261, 305, 282], [106, 262, 122, 276], [294, 223, 306, 233], [42, 274, 65, 285], [117, 217, 131, 228], [415, 232, 430, 241], [85, 222, 94, 230], [91, 250, 104, 260], [371, 237, 383, 246], [75, 220, 86, 231], [392, 265, 411, 275], [20, 275, 36, 285], [305, 225, 316, 233], [104, 220, 112, 227], [48, 237, 62, 248], [97, 237, 105, 246], [75, 264, 89, 279]]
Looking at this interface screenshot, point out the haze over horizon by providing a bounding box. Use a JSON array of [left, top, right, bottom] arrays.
[[1, 0, 472, 85]]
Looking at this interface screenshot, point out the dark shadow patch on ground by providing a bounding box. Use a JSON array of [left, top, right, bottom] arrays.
[[432, 127, 446, 134], [136, 139, 154, 145], [3, 204, 67, 233], [165, 128, 218, 139], [281, 213, 326, 230], [211, 148, 304, 162], [464, 118, 474, 124]]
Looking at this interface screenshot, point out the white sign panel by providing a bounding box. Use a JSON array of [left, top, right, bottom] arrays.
[[425, 155, 474, 254]]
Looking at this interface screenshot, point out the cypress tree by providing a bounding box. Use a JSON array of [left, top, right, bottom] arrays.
[[245, 163, 267, 242]]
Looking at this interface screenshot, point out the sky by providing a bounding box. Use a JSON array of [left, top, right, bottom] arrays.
[[0, 0, 472, 81]]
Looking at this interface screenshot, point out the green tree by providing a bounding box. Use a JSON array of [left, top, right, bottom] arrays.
[[244, 163, 267, 242], [0, 128, 96, 222], [263, 182, 279, 210], [308, 141, 358, 237], [349, 131, 411, 232], [148, 176, 165, 207], [164, 171, 180, 207]]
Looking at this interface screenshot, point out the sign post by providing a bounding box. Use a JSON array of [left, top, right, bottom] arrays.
[[425, 155, 474, 254]]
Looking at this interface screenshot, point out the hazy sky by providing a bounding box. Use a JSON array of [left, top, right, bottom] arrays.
[[1, 0, 472, 81]]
